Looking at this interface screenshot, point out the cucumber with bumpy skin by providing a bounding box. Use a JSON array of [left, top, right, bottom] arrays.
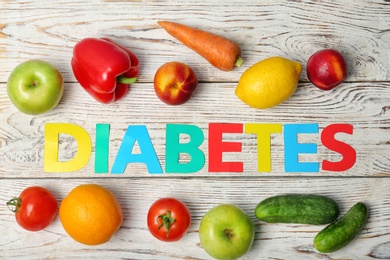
[[314, 202, 368, 253], [254, 194, 340, 225]]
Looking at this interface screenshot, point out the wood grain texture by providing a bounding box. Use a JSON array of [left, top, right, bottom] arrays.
[[1, 81, 390, 178], [1, 0, 390, 259], [1, 178, 389, 259], [1, 1, 390, 82]]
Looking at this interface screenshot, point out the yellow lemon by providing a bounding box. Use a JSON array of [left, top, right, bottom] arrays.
[[235, 56, 302, 109]]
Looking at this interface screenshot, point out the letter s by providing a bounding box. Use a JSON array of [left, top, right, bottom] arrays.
[[321, 124, 356, 171]]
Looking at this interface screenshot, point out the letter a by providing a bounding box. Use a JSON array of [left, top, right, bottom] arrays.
[[111, 125, 163, 174]]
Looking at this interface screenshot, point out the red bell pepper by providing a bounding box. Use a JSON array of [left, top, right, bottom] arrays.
[[71, 37, 139, 103]]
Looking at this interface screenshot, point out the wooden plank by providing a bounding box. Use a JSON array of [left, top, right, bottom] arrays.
[[1, 81, 390, 178], [1, 1, 390, 259], [1, 177, 389, 259], [1, 0, 390, 82]]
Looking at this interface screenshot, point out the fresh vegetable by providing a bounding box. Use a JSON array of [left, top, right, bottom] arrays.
[[158, 20, 243, 71], [71, 37, 139, 103], [147, 197, 191, 242], [7, 186, 58, 231], [314, 202, 368, 253], [255, 194, 340, 224]]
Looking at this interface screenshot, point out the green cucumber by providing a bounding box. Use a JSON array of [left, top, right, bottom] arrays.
[[314, 202, 368, 253], [254, 194, 340, 225]]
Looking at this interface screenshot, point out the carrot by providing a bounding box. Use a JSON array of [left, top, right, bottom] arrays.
[[158, 20, 243, 71]]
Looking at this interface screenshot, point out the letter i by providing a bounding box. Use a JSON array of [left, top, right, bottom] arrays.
[[95, 124, 110, 173]]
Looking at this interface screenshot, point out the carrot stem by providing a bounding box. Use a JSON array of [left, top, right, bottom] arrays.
[[235, 57, 244, 68]]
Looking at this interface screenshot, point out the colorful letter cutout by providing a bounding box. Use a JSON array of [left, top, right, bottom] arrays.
[[44, 123, 92, 172], [165, 124, 205, 173], [208, 123, 243, 172], [321, 124, 356, 171], [111, 125, 162, 174], [284, 123, 319, 172], [245, 123, 282, 172], [95, 124, 110, 173]]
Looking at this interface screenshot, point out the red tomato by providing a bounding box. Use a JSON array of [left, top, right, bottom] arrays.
[[147, 197, 191, 242], [7, 186, 58, 231]]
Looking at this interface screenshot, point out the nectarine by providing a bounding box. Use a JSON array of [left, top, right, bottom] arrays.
[[307, 49, 348, 90], [153, 62, 198, 105]]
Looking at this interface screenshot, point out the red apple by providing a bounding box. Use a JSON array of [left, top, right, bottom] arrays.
[[154, 61, 198, 105], [307, 49, 348, 90]]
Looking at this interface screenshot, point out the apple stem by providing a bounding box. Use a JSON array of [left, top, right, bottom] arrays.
[[224, 228, 234, 239], [6, 198, 21, 213], [32, 80, 39, 87], [116, 75, 137, 84], [158, 211, 176, 237]]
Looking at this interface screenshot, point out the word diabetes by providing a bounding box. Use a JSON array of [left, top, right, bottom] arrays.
[[44, 123, 355, 173]]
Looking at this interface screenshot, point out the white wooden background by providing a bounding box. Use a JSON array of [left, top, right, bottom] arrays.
[[1, 0, 390, 259]]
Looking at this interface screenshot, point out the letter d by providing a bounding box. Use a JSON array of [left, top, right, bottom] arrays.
[[44, 123, 92, 172]]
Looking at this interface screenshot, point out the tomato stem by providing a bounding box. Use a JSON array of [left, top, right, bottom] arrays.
[[157, 211, 176, 237], [7, 198, 21, 213]]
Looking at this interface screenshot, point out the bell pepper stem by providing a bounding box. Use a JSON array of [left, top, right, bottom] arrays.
[[116, 75, 137, 84]]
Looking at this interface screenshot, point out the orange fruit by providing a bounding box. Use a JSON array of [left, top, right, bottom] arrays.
[[59, 184, 123, 245]]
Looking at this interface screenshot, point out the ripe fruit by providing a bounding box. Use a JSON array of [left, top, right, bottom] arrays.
[[7, 60, 64, 115], [147, 197, 191, 242], [306, 49, 348, 90], [235, 56, 302, 109], [59, 184, 123, 245], [7, 186, 58, 231], [199, 204, 255, 260], [153, 61, 198, 105]]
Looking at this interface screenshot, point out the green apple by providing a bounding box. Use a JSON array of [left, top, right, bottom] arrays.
[[7, 60, 64, 115], [199, 204, 255, 260]]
